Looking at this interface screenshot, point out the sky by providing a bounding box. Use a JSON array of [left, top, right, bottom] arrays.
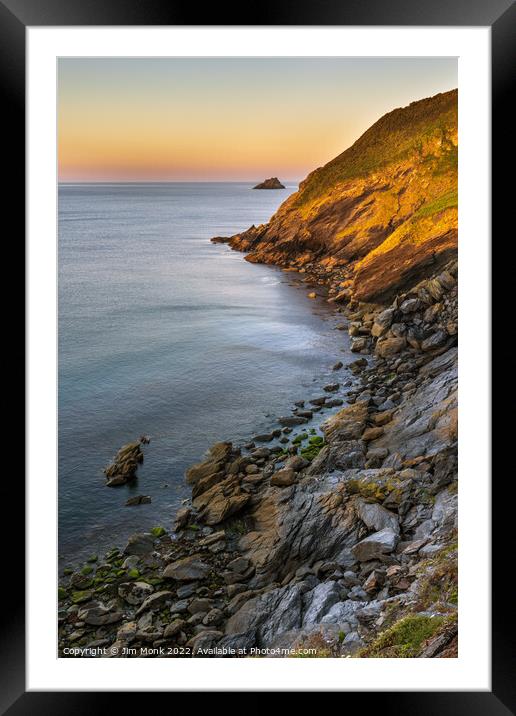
[[58, 57, 457, 183]]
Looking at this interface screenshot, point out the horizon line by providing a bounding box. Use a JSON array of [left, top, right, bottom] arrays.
[[58, 179, 302, 185]]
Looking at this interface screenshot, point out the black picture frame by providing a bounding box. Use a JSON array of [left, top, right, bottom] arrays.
[[3, 0, 511, 709]]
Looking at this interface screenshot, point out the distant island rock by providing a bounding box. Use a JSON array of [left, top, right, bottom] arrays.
[[253, 177, 286, 190]]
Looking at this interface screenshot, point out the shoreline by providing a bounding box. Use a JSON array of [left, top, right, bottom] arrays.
[[57, 260, 357, 568], [58, 243, 458, 659]]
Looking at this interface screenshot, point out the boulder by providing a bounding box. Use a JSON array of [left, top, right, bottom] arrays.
[[351, 337, 368, 352], [301, 582, 341, 626], [371, 308, 395, 337], [185, 442, 232, 491], [278, 416, 308, 427], [225, 584, 304, 646], [351, 528, 399, 561], [322, 402, 368, 442], [362, 426, 384, 442], [123, 533, 154, 556], [78, 604, 123, 626], [421, 330, 448, 351], [199, 492, 251, 525], [375, 336, 406, 357], [355, 499, 399, 533], [163, 554, 210, 581], [271, 468, 296, 487]]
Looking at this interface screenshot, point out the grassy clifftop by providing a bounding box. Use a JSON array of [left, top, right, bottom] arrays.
[[294, 89, 457, 209], [224, 89, 458, 303]]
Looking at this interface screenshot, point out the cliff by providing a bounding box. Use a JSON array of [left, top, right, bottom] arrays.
[[219, 90, 457, 303]]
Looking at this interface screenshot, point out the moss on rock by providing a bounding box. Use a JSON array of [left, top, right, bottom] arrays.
[[360, 613, 446, 658]]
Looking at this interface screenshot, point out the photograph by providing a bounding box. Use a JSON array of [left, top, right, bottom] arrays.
[[56, 56, 459, 660]]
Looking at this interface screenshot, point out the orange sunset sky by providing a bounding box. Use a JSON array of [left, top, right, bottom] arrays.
[[58, 57, 457, 183]]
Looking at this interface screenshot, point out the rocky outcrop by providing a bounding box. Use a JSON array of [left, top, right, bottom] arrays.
[[253, 177, 285, 190], [217, 90, 457, 304], [104, 440, 146, 487]]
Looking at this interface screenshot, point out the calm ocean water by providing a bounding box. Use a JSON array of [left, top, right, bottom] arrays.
[[58, 182, 351, 566]]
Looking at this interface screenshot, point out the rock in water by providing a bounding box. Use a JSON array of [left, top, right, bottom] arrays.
[[125, 495, 151, 506], [252, 177, 286, 190], [104, 440, 145, 487]]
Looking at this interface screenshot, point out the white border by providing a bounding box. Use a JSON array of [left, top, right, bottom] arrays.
[[27, 27, 490, 691]]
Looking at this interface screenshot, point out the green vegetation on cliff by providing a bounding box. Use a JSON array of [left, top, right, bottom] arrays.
[[226, 89, 458, 303], [294, 89, 458, 209]]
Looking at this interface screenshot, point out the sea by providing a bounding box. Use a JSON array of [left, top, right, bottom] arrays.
[[58, 182, 352, 567]]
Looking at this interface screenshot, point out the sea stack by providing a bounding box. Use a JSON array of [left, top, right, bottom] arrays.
[[253, 177, 286, 190]]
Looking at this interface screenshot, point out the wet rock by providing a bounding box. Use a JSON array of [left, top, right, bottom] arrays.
[[185, 442, 232, 497], [351, 337, 368, 352], [278, 416, 308, 427], [125, 495, 151, 506], [253, 433, 274, 443], [104, 440, 145, 487], [123, 533, 154, 556], [295, 410, 313, 419], [325, 398, 344, 407], [251, 447, 270, 458], [174, 507, 191, 531]]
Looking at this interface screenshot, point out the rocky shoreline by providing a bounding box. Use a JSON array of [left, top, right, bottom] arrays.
[[58, 90, 458, 658], [58, 254, 458, 659]]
